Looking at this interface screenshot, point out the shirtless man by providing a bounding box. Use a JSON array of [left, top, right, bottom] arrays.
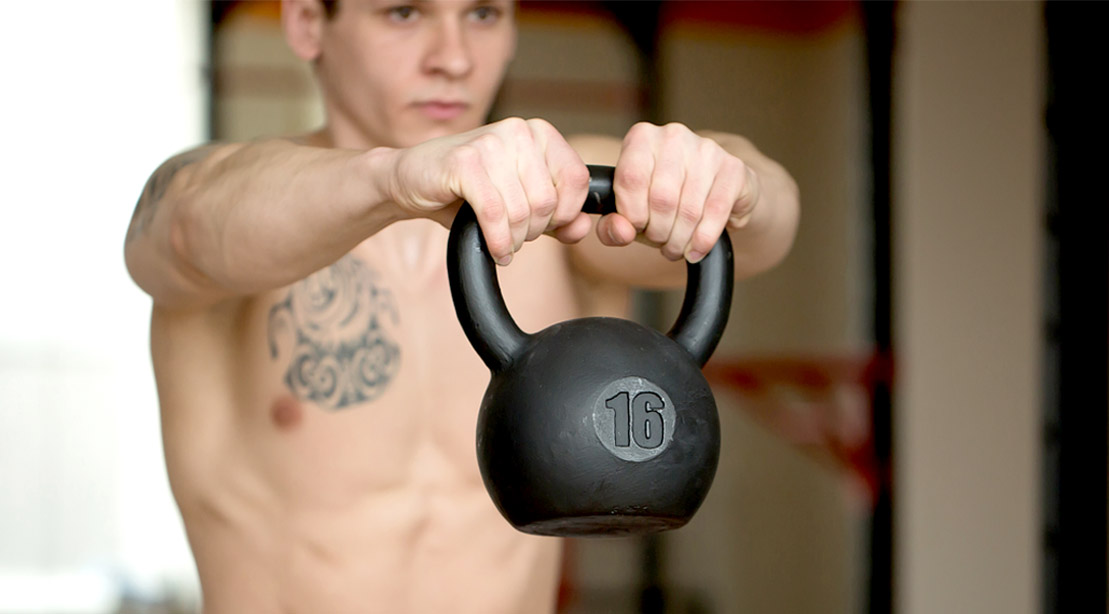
[[123, 1, 799, 612]]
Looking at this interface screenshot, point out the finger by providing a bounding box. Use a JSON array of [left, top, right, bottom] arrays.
[[642, 144, 685, 246], [685, 175, 734, 263], [531, 119, 590, 233], [553, 211, 593, 244], [612, 130, 656, 233], [475, 135, 532, 255], [730, 163, 760, 229], [683, 157, 745, 262], [514, 130, 559, 242], [662, 163, 714, 261], [496, 171, 532, 255], [460, 165, 515, 265]]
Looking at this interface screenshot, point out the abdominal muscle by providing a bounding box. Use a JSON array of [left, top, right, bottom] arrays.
[[152, 223, 626, 614]]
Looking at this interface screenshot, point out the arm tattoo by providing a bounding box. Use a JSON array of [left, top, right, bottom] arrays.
[[267, 256, 402, 410], [125, 144, 221, 243]]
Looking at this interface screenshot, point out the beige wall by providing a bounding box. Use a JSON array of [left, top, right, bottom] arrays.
[[894, 3, 1043, 613], [214, 6, 323, 140], [658, 21, 871, 614]]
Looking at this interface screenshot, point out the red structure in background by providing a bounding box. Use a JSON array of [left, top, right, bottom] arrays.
[[521, 0, 858, 35], [705, 352, 893, 507], [660, 0, 857, 35]]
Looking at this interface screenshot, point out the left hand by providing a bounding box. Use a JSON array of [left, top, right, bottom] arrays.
[[597, 122, 761, 263]]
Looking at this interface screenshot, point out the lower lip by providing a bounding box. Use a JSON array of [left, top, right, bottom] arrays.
[[417, 102, 468, 121]]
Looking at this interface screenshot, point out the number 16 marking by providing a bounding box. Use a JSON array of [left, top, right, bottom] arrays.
[[606, 391, 665, 450]]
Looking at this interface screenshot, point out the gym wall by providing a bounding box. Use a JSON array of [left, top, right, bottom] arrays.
[[894, 3, 1042, 613]]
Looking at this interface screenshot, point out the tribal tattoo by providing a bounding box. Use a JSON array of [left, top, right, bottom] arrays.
[[267, 256, 401, 410], [126, 145, 220, 243]]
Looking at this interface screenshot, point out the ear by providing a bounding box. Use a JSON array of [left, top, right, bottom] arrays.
[[282, 0, 326, 62]]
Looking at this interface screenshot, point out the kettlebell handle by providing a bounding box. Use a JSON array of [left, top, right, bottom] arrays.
[[447, 165, 734, 371]]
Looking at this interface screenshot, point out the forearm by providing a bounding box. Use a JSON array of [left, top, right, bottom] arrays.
[[125, 139, 403, 309]]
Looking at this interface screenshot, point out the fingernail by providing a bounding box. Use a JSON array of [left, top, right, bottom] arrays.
[[687, 250, 705, 263]]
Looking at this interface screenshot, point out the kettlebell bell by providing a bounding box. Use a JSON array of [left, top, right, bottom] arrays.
[[447, 165, 733, 537]]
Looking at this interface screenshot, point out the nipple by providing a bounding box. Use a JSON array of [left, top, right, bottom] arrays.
[[271, 395, 304, 431]]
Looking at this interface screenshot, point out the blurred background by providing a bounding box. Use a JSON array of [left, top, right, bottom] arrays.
[[0, 1, 1104, 613]]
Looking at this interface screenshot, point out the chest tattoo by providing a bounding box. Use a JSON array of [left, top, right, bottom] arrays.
[[267, 256, 401, 410]]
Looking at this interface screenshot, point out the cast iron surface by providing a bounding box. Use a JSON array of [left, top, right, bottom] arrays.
[[447, 165, 734, 537]]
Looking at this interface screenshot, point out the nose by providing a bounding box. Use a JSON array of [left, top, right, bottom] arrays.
[[422, 19, 473, 79]]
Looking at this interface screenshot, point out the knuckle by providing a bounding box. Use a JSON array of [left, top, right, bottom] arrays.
[[704, 195, 732, 218], [723, 153, 747, 177], [550, 208, 577, 227], [506, 204, 530, 226], [644, 222, 670, 244], [677, 202, 702, 225], [534, 190, 558, 216], [479, 198, 505, 223], [448, 144, 480, 169], [625, 212, 649, 230], [617, 166, 650, 192], [562, 163, 590, 190], [473, 132, 504, 153], [663, 121, 689, 140], [525, 117, 554, 134], [693, 228, 718, 253], [501, 117, 530, 138], [700, 137, 725, 160], [648, 188, 678, 213], [498, 116, 526, 130], [486, 235, 512, 258], [614, 201, 648, 229], [623, 121, 656, 144], [661, 241, 685, 261]]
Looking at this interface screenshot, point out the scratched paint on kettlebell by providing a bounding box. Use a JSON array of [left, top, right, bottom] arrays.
[[592, 376, 675, 462]]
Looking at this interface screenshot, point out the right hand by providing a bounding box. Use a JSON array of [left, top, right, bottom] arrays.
[[386, 117, 593, 265]]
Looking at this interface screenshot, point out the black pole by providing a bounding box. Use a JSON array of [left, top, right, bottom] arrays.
[[861, 3, 896, 613], [1043, 3, 1109, 612]]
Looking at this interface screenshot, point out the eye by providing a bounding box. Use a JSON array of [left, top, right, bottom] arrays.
[[469, 5, 502, 24], [386, 5, 419, 23]]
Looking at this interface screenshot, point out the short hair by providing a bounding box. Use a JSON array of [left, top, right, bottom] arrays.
[[321, 0, 338, 19]]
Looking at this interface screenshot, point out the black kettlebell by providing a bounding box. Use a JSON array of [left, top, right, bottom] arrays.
[[447, 165, 733, 537]]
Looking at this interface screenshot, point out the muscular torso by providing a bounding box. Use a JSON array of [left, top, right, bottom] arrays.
[[152, 220, 629, 614]]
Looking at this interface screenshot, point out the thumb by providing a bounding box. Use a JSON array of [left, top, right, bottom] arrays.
[[595, 213, 638, 246]]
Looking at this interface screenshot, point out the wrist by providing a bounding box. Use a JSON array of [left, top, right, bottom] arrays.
[[358, 146, 411, 223]]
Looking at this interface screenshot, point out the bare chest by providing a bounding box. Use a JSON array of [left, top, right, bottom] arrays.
[[240, 223, 585, 495]]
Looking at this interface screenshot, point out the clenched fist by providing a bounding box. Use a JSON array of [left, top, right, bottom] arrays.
[[385, 117, 593, 265]]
